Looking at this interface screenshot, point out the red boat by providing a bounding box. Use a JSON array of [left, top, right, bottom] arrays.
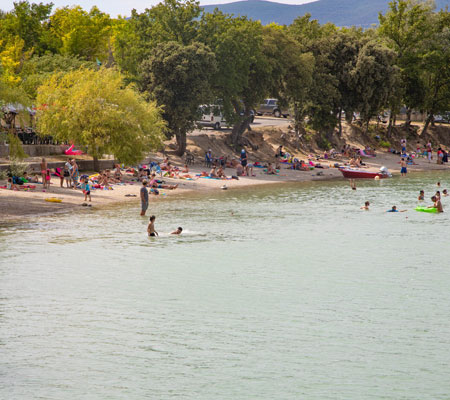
[[339, 167, 391, 179]]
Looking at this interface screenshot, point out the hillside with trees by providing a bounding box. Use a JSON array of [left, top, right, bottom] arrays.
[[1, 0, 449, 158]]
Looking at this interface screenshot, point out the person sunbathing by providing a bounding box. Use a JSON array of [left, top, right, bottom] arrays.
[[182, 164, 189, 173], [266, 163, 277, 175], [149, 173, 178, 190]]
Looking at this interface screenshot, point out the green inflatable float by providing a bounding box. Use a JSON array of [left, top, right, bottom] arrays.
[[415, 206, 438, 213]]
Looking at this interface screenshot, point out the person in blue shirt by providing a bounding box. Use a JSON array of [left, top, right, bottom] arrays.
[[387, 205, 406, 212], [83, 178, 91, 202]]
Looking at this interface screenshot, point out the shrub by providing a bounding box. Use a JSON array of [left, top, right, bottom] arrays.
[[8, 158, 28, 177], [379, 140, 391, 148]]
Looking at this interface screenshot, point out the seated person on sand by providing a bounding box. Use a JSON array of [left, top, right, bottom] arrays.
[[160, 157, 169, 169], [138, 168, 147, 181], [349, 157, 360, 167], [266, 163, 277, 175], [275, 145, 285, 159], [7, 177, 19, 190], [294, 159, 308, 171], [236, 163, 244, 177], [216, 167, 227, 179], [209, 166, 218, 178], [114, 164, 122, 182], [182, 164, 189, 173]]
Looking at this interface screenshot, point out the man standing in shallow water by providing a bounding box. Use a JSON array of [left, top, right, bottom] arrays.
[[140, 180, 149, 216]]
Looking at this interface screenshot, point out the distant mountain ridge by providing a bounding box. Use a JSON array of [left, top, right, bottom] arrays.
[[201, 0, 450, 27]]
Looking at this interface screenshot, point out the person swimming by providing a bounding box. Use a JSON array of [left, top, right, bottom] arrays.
[[361, 201, 370, 210], [387, 206, 407, 212], [418, 190, 425, 201], [171, 227, 183, 235]]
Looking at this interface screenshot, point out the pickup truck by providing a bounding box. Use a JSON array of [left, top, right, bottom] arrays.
[[256, 99, 289, 118]]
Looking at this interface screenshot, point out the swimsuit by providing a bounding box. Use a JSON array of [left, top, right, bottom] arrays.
[[149, 232, 156, 237]]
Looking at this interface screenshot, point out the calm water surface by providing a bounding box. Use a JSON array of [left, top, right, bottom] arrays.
[[1, 173, 450, 399]]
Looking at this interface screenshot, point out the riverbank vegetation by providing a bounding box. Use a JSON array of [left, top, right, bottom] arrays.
[[1, 0, 449, 157]]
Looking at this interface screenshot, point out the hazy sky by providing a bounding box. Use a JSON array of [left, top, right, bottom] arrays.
[[0, 0, 315, 17]]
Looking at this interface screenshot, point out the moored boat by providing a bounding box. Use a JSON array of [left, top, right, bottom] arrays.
[[339, 166, 391, 179]]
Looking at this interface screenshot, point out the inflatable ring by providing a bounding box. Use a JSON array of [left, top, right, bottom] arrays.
[[415, 206, 437, 213]]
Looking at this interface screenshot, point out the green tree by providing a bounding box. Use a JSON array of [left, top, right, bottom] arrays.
[[0, 1, 54, 55], [113, 0, 201, 79], [351, 41, 400, 133], [378, 0, 435, 126], [140, 41, 216, 156], [36, 68, 165, 170], [20, 53, 95, 98], [262, 24, 314, 137], [48, 6, 112, 62], [198, 12, 270, 145], [418, 9, 450, 134]]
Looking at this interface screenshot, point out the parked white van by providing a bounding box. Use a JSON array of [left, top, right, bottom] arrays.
[[196, 105, 229, 130]]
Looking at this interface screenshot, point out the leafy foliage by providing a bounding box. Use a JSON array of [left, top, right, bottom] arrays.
[[140, 41, 216, 155], [36, 68, 166, 167]]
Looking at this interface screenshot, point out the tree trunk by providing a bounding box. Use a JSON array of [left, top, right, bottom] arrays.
[[231, 119, 250, 146], [421, 113, 433, 136], [93, 156, 100, 172], [387, 112, 393, 137], [175, 131, 186, 156], [364, 119, 370, 135], [405, 108, 411, 127], [338, 107, 342, 138]]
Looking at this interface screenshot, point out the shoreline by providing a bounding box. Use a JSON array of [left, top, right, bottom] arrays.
[[1, 152, 449, 223]]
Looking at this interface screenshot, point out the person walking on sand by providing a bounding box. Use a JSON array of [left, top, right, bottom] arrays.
[[400, 158, 407, 176], [147, 215, 158, 237], [427, 142, 432, 163], [140, 180, 149, 216], [71, 159, 79, 188], [82, 177, 91, 202]]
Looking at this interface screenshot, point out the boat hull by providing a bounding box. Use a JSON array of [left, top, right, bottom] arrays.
[[339, 168, 388, 179]]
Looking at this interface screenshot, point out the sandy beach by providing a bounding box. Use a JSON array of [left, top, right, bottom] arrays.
[[1, 149, 449, 222]]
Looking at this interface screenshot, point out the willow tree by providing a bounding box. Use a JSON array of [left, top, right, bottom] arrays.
[[36, 67, 166, 170]]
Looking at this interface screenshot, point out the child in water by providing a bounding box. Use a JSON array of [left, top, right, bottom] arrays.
[[387, 206, 407, 212], [418, 190, 425, 201], [171, 227, 183, 235], [147, 215, 158, 237], [361, 201, 370, 210]]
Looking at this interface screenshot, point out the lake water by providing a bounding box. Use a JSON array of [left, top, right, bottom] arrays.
[[1, 173, 450, 399]]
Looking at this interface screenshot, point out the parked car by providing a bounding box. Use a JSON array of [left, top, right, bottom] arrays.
[[196, 105, 228, 130], [434, 113, 450, 124], [256, 99, 289, 118], [196, 105, 254, 130]]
